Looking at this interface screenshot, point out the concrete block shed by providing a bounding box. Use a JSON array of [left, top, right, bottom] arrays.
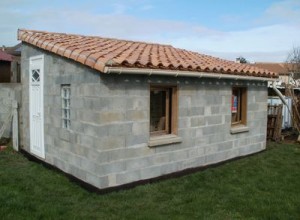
[[18, 29, 277, 189]]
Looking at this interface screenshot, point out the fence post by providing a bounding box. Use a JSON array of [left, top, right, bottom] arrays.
[[12, 101, 18, 151]]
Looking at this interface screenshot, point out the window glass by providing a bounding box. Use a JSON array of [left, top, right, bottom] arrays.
[[150, 86, 177, 136], [150, 89, 167, 132], [231, 87, 247, 126], [61, 85, 71, 129]]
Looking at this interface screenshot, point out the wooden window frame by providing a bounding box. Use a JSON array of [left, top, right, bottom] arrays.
[[150, 85, 178, 137], [231, 87, 247, 126]]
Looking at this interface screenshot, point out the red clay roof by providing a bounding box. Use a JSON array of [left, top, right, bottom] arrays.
[[0, 50, 13, 62], [252, 63, 289, 75], [18, 29, 277, 78]]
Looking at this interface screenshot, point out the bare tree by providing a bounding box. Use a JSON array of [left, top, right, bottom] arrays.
[[286, 46, 300, 79]]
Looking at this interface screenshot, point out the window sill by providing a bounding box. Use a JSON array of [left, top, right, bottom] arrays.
[[230, 125, 249, 134], [148, 134, 182, 147]]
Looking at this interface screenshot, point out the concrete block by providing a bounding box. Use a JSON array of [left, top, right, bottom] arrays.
[[208, 133, 226, 144], [77, 110, 96, 123], [202, 125, 222, 135], [70, 144, 89, 157], [205, 151, 229, 164], [71, 121, 84, 133], [140, 165, 162, 179], [59, 129, 70, 142], [132, 122, 149, 135], [90, 97, 109, 111], [100, 111, 124, 124], [126, 134, 148, 147], [108, 173, 117, 187], [116, 170, 141, 185], [181, 156, 206, 169], [124, 146, 152, 159], [94, 136, 125, 150], [109, 97, 128, 109], [71, 97, 85, 109], [217, 141, 233, 151], [86, 172, 101, 188], [205, 115, 222, 125], [179, 96, 192, 108], [160, 163, 177, 175], [108, 123, 132, 136], [97, 176, 109, 188], [125, 156, 153, 170], [238, 145, 252, 156], [191, 116, 205, 127], [107, 148, 127, 162], [102, 161, 126, 174], [68, 165, 86, 181], [205, 95, 222, 105], [205, 144, 218, 155], [180, 86, 195, 96], [83, 123, 109, 137], [53, 157, 67, 172], [178, 128, 196, 140], [211, 106, 220, 115], [179, 117, 191, 129], [77, 134, 94, 147], [45, 135, 54, 146], [80, 158, 98, 172], [126, 97, 148, 110], [248, 103, 259, 111], [126, 110, 147, 121], [179, 108, 189, 117], [153, 153, 170, 164]]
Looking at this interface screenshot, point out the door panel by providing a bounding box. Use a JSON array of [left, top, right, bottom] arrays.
[[29, 55, 45, 159]]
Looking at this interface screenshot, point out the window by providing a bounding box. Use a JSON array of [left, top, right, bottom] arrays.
[[150, 85, 178, 136], [231, 87, 247, 126], [61, 85, 71, 129]]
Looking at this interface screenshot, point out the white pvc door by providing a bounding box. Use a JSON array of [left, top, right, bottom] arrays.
[[29, 55, 45, 159]]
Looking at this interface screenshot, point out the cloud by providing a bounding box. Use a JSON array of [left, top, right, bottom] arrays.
[[111, 3, 128, 14], [170, 24, 300, 62], [25, 8, 212, 43], [204, 50, 290, 63], [1, 0, 299, 62], [257, 0, 300, 25], [140, 5, 154, 11]]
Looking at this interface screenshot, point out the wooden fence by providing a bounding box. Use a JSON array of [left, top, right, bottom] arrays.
[[267, 104, 283, 141]]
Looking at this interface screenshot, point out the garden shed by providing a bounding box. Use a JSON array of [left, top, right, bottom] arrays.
[[18, 29, 277, 189]]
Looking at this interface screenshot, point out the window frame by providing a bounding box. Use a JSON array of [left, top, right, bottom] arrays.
[[61, 84, 71, 130], [150, 85, 178, 137], [231, 86, 247, 126]]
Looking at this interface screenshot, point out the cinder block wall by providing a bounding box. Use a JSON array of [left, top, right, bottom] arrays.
[[0, 83, 22, 138], [21, 44, 268, 189]]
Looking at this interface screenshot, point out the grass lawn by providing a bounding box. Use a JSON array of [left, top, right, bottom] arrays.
[[1, 143, 300, 220]]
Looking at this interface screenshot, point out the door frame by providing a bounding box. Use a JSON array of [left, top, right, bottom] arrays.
[[29, 55, 45, 159]]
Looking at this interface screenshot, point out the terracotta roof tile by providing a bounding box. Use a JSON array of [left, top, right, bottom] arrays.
[[17, 29, 278, 78], [252, 63, 289, 75]]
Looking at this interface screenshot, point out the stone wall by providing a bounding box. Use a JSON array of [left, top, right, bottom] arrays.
[[0, 83, 22, 138], [21, 43, 268, 189]]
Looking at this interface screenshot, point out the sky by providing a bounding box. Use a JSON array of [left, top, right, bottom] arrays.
[[1, 0, 300, 63]]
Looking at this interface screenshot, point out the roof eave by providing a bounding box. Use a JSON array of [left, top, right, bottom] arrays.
[[103, 67, 277, 82]]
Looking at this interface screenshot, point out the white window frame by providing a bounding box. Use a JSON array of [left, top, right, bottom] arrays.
[[61, 85, 71, 129]]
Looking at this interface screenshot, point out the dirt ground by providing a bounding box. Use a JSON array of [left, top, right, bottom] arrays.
[[281, 130, 300, 144]]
